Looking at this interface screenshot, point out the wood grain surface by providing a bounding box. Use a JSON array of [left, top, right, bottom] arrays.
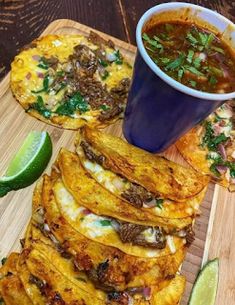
[[0, 18, 234, 305], [0, 1, 234, 304], [0, 0, 234, 79]]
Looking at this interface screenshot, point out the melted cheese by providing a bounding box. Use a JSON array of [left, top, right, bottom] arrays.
[[54, 180, 182, 257], [166, 236, 176, 254], [142, 228, 156, 244], [11, 34, 132, 128], [79, 150, 202, 217], [83, 159, 129, 194]]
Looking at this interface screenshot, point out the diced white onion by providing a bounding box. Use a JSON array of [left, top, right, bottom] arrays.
[[166, 236, 176, 254]]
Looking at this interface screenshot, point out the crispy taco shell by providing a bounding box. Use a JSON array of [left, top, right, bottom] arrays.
[[176, 126, 229, 188], [76, 142, 207, 218], [75, 127, 209, 201], [53, 178, 186, 258], [58, 149, 193, 230], [40, 174, 185, 290], [0, 253, 33, 305]]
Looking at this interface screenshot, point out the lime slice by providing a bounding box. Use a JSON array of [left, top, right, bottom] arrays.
[[0, 131, 52, 197], [189, 258, 219, 305]]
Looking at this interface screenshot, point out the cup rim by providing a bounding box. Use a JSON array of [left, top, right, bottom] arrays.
[[136, 2, 235, 101]]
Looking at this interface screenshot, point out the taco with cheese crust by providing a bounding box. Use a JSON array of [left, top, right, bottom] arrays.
[[11, 32, 132, 130], [0, 253, 33, 305], [177, 102, 235, 191], [38, 173, 186, 291]]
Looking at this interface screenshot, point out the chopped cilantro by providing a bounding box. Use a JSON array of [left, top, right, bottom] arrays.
[[211, 46, 224, 54], [187, 30, 214, 51], [101, 70, 109, 80], [201, 121, 214, 147], [165, 53, 185, 71], [80, 217, 84, 222], [204, 33, 214, 49], [207, 133, 228, 150], [209, 75, 217, 85], [186, 32, 198, 45], [187, 50, 195, 64], [37, 57, 49, 70], [199, 32, 208, 46], [202, 120, 228, 152], [185, 66, 204, 76], [56, 71, 65, 77], [29, 96, 51, 119], [98, 58, 108, 67], [1, 257, 7, 265], [193, 57, 201, 69], [210, 163, 220, 176], [142, 33, 163, 51], [160, 58, 171, 64], [55, 92, 89, 116], [100, 220, 112, 226], [189, 80, 197, 87], [100, 104, 110, 111], [209, 66, 223, 77], [114, 50, 123, 65], [156, 199, 164, 209], [178, 68, 184, 80], [229, 163, 235, 178], [43, 74, 50, 91]]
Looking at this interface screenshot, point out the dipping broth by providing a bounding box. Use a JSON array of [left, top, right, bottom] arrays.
[[142, 22, 235, 93]]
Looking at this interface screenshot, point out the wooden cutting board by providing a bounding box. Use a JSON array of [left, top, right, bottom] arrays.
[[0, 19, 234, 305]]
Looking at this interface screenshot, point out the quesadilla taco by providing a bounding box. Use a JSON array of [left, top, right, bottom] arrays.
[[26, 214, 186, 305], [177, 101, 235, 191], [17, 253, 46, 305], [0, 253, 33, 305], [75, 127, 209, 202], [58, 149, 194, 230], [40, 174, 185, 291], [26, 247, 185, 305], [53, 177, 189, 257], [76, 139, 207, 219], [11, 32, 132, 130]]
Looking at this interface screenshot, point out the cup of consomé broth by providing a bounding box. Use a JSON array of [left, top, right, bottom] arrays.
[[123, 2, 235, 153]]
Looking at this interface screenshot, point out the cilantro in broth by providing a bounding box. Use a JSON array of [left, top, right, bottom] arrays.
[[142, 21, 235, 93]]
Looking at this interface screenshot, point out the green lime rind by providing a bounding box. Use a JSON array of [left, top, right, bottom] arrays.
[[189, 258, 219, 305], [0, 132, 52, 197]]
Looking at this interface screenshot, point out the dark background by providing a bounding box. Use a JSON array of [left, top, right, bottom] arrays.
[[0, 0, 234, 79]]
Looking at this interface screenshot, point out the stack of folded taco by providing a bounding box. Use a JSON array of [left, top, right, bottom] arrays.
[[0, 127, 209, 305]]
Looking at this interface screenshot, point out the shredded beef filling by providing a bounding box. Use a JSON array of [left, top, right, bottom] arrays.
[[64, 38, 130, 120], [107, 291, 130, 305], [118, 222, 167, 249], [121, 183, 154, 208], [29, 275, 66, 305], [29, 274, 46, 291], [70, 44, 98, 77], [88, 31, 115, 49], [80, 141, 105, 165], [80, 140, 158, 209], [86, 260, 117, 292]]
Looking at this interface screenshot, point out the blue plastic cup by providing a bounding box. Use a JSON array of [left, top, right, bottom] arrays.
[[123, 2, 235, 153]]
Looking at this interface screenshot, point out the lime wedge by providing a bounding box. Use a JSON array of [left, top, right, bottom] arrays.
[[189, 258, 219, 305], [0, 131, 52, 197]]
